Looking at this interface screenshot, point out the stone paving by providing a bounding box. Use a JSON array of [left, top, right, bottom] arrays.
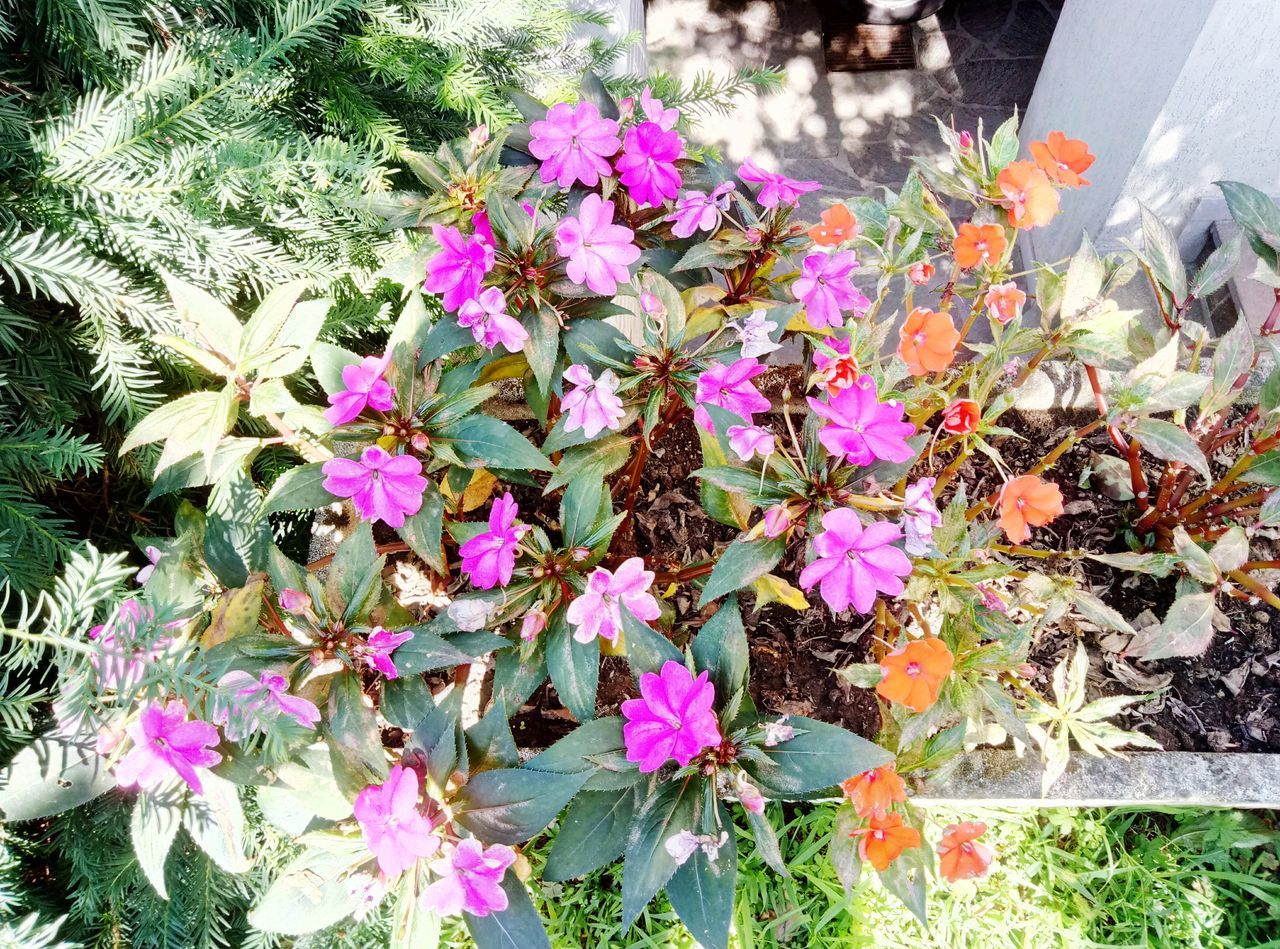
[[647, 0, 1062, 210]]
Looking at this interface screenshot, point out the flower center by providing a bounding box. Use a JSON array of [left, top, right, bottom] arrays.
[[914, 332, 927, 345], [905, 661, 922, 678], [873, 830, 886, 841]]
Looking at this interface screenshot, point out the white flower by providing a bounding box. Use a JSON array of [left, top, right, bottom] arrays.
[[731, 308, 781, 359], [447, 598, 495, 631], [763, 716, 795, 747], [664, 830, 701, 865]]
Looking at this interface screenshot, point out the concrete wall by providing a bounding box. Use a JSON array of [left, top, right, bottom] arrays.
[[1021, 0, 1280, 262]]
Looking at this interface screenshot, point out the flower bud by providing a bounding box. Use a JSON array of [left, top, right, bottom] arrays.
[[745, 226, 763, 245], [907, 261, 935, 286], [959, 130, 974, 149], [278, 588, 311, 614], [411, 432, 431, 452], [469, 124, 489, 147], [571, 547, 591, 562], [447, 598, 494, 632], [520, 608, 547, 642], [763, 504, 791, 539], [639, 292, 665, 317]]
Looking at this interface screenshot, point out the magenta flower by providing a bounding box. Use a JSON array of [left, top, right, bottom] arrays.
[[325, 353, 396, 426], [639, 87, 679, 130], [457, 287, 529, 353], [215, 670, 321, 740], [361, 627, 414, 679], [425, 225, 494, 312], [616, 121, 683, 208], [323, 447, 428, 529], [727, 424, 775, 461], [792, 251, 870, 329], [529, 100, 621, 189], [561, 364, 626, 437], [900, 478, 942, 556], [114, 700, 222, 794], [798, 508, 912, 614], [566, 557, 659, 644], [737, 158, 820, 208], [89, 599, 171, 692], [420, 838, 517, 918], [555, 193, 641, 296], [472, 209, 494, 246], [135, 545, 161, 584], [622, 660, 723, 772], [666, 182, 735, 238], [459, 493, 526, 589], [694, 358, 770, 432], [354, 765, 440, 877], [806, 375, 916, 467]]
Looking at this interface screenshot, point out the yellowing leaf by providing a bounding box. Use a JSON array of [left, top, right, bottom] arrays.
[[599, 629, 627, 656], [478, 352, 529, 384], [752, 573, 809, 611], [203, 575, 266, 648], [439, 468, 498, 512], [785, 309, 831, 336]]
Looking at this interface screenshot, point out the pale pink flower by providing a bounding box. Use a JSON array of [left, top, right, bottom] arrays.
[[278, 588, 311, 614], [135, 545, 162, 584], [561, 364, 625, 437], [900, 478, 942, 556], [459, 493, 525, 590], [425, 226, 494, 312], [639, 87, 679, 130], [566, 557, 659, 644], [555, 194, 641, 296], [616, 121, 683, 208], [807, 375, 915, 467], [798, 508, 912, 614], [114, 700, 222, 794], [215, 670, 321, 740], [621, 660, 722, 772], [792, 251, 870, 329], [694, 358, 770, 432], [420, 838, 517, 918], [727, 424, 775, 461], [88, 599, 171, 692], [325, 352, 396, 426], [361, 627, 414, 679], [984, 281, 1027, 325], [457, 287, 529, 353], [737, 158, 820, 208], [354, 765, 440, 877], [322, 447, 428, 529], [763, 504, 792, 539], [667, 182, 736, 238], [762, 717, 795, 746], [529, 101, 621, 189], [728, 308, 780, 359]]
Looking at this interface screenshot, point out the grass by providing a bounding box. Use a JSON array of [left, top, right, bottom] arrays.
[[509, 805, 1280, 949]]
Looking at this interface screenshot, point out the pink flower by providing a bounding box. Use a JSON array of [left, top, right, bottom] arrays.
[[566, 557, 659, 644], [901, 478, 942, 555], [763, 504, 792, 539], [976, 583, 1008, 614], [792, 251, 870, 329], [737, 158, 820, 208], [325, 353, 396, 426], [420, 838, 517, 918], [561, 364, 626, 437], [694, 358, 770, 432], [89, 599, 171, 692], [362, 627, 414, 679], [728, 308, 780, 359], [616, 121, 683, 208], [529, 100, 621, 189], [457, 287, 529, 353], [215, 670, 321, 740], [135, 545, 161, 584], [622, 660, 723, 772], [639, 87, 679, 130], [278, 588, 311, 614], [807, 375, 916, 467], [472, 209, 494, 246], [114, 700, 222, 794], [555, 194, 641, 296], [798, 508, 912, 614], [323, 447, 428, 529], [459, 493, 525, 589], [727, 424, 775, 461], [354, 765, 440, 878], [984, 281, 1027, 325], [521, 607, 547, 642], [425, 225, 494, 312]]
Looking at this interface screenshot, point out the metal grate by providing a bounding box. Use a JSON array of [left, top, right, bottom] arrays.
[[823, 22, 917, 73]]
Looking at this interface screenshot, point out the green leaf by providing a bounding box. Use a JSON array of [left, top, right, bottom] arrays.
[[248, 837, 367, 934], [672, 240, 751, 273], [465, 702, 520, 773], [148, 438, 263, 501], [1203, 316, 1254, 415], [1138, 204, 1188, 302], [393, 627, 490, 676], [667, 800, 737, 949], [0, 733, 115, 821], [1242, 449, 1280, 486], [204, 467, 269, 588], [698, 535, 786, 607], [411, 689, 463, 789], [1172, 526, 1220, 584], [131, 793, 181, 898], [263, 462, 331, 514], [579, 70, 619, 119], [543, 435, 632, 491], [453, 768, 589, 844], [465, 873, 551, 949], [622, 778, 702, 926], [1217, 180, 1280, 254], [398, 480, 445, 573], [324, 521, 381, 617], [987, 114, 1020, 171], [1129, 418, 1209, 480], [743, 716, 892, 797], [162, 271, 242, 361], [546, 613, 599, 722], [544, 788, 639, 881], [691, 596, 749, 703], [619, 608, 683, 678], [1130, 590, 1217, 660], [492, 641, 547, 712], [326, 671, 389, 796], [1191, 234, 1242, 299], [1257, 490, 1280, 526], [522, 302, 560, 393], [239, 279, 307, 363], [423, 315, 475, 363], [1062, 233, 1104, 318], [120, 391, 236, 472], [183, 771, 251, 874], [878, 845, 928, 925], [1085, 551, 1181, 577], [381, 674, 434, 730], [559, 471, 605, 548], [526, 717, 626, 774], [437, 415, 553, 472], [829, 806, 862, 897], [310, 342, 363, 396]]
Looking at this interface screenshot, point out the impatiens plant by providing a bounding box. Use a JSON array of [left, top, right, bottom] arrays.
[[5, 68, 1279, 946]]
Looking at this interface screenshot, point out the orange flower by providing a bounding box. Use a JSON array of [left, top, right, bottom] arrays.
[[876, 637, 954, 713], [941, 399, 979, 435], [937, 821, 994, 882], [809, 204, 859, 246], [907, 261, 935, 286], [897, 307, 961, 377], [1030, 131, 1094, 188], [850, 813, 922, 872], [997, 160, 1060, 230], [841, 763, 907, 820], [997, 475, 1064, 543], [984, 281, 1026, 325], [952, 223, 1007, 270]]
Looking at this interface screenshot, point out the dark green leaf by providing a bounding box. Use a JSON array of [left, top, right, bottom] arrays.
[[743, 716, 892, 797], [691, 596, 748, 703], [454, 768, 588, 844], [466, 702, 519, 773], [381, 674, 434, 730], [465, 873, 551, 949], [397, 481, 445, 572], [619, 608, 683, 678], [263, 462, 331, 514], [326, 672, 389, 796], [698, 535, 786, 607], [544, 788, 639, 881], [422, 315, 475, 362], [667, 800, 737, 949], [622, 778, 702, 926], [437, 415, 553, 472], [204, 467, 270, 588], [492, 642, 547, 711], [546, 614, 599, 722]]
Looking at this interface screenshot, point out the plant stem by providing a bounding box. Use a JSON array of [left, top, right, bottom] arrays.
[[1227, 569, 1280, 609]]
